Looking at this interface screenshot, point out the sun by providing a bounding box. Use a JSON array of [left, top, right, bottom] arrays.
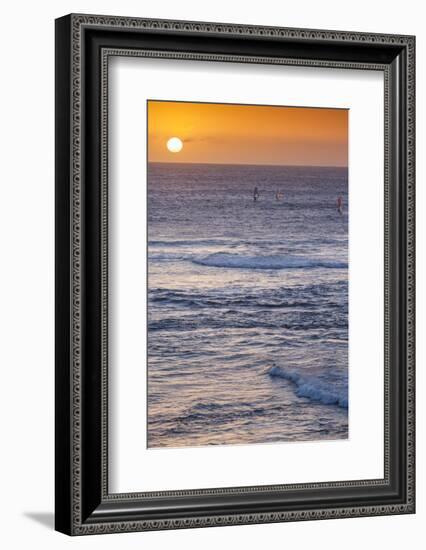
[[166, 137, 183, 153]]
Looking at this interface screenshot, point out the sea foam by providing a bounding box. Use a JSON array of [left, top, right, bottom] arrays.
[[193, 252, 347, 270], [268, 365, 348, 409]]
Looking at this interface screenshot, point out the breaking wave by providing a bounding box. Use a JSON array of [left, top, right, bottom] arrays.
[[268, 365, 348, 409], [192, 252, 347, 270]]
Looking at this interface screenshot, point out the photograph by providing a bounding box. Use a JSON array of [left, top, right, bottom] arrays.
[[51, 8, 415, 538], [147, 100, 349, 448]]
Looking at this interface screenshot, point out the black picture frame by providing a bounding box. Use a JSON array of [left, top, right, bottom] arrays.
[[55, 13, 415, 535]]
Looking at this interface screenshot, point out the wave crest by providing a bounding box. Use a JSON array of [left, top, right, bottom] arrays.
[[193, 252, 347, 270], [268, 365, 348, 409]]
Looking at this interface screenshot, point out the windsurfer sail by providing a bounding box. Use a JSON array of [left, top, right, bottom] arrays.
[[337, 195, 343, 215]]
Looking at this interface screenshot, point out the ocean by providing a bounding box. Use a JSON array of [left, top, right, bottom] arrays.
[[147, 162, 348, 448]]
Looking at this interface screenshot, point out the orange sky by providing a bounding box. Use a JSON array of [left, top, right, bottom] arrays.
[[147, 100, 348, 167]]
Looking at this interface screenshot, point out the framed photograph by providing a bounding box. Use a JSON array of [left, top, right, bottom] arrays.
[[55, 14, 415, 535]]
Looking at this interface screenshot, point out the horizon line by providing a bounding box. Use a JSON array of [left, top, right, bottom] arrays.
[[148, 161, 348, 169]]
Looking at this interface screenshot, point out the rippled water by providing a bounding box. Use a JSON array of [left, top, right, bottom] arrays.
[[147, 162, 348, 448]]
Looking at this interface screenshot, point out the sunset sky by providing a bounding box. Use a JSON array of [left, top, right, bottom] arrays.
[[147, 100, 348, 167]]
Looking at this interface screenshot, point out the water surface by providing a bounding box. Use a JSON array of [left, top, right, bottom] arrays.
[[147, 162, 348, 448]]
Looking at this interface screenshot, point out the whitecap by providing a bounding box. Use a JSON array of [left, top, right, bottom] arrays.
[[193, 252, 347, 270], [268, 365, 348, 409]]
